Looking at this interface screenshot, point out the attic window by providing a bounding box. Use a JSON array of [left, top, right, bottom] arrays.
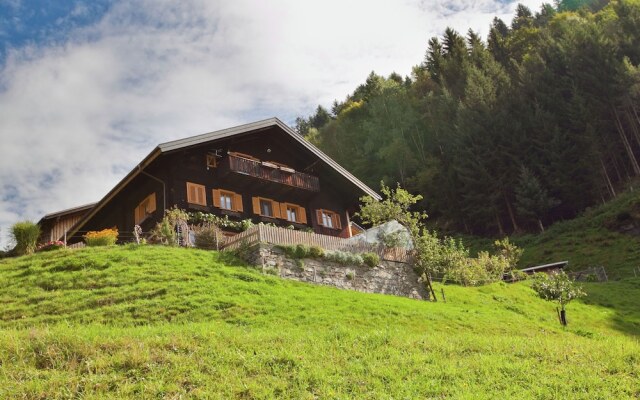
[[213, 189, 243, 212], [317, 209, 341, 229], [206, 154, 218, 169], [134, 193, 157, 225], [186, 182, 207, 206]]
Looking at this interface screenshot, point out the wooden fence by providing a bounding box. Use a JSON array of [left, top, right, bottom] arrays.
[[222, 224, 411, 263], [567, 266, 608, 282]]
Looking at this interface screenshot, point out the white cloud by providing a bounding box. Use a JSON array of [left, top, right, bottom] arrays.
[[0, 0, 545, 247]]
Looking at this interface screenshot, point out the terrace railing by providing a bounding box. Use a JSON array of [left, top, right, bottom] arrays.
[[228, 154, 320, 192]]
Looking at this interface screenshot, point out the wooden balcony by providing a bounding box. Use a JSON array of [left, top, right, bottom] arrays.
[[227, 154, 320, 192]]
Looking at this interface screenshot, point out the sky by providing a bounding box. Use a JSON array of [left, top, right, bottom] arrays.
[[0, 0, 546, 248]]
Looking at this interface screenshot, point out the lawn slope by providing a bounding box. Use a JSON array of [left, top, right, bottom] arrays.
[[464, 190, 640, 279], [0, 245, 638, 399]]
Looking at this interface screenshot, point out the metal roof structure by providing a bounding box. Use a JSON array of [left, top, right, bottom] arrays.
[[65, 118, 379, 240], [38, 202, 97, 224], [519, 261, 568, 273]]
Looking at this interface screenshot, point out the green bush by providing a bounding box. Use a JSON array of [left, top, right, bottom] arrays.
[[193, 225, 224, 250], [294, 244, 310, 259], [325, 250, 364, 266], [309, 246, 324, 258], [362, 252, 380, 268], [11, 221, 41, 255]]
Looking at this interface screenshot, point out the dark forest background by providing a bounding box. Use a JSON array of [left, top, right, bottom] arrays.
[[296, 0, 640, 236]]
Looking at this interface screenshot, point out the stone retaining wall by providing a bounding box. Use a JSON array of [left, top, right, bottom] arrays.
[[244, 243, 428, 300]]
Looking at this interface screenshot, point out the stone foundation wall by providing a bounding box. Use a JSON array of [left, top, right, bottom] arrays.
[[244, 243, 428, 300]]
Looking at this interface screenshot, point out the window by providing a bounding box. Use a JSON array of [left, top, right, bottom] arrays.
[[286, 206, 297, 222], [213, 189, 243, 212], [134, 193, 157, 225], [186, 182, 207, 206], [260, 199, 273, 216], [221, 193, 232, 210], [280, 202, 307, 224], [206, 154, 219, 169], [252, 196, 280, 218], [316, 209, 341, 229]]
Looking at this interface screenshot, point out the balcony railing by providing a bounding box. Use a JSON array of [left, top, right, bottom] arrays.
[[228, 154, 320, 192]]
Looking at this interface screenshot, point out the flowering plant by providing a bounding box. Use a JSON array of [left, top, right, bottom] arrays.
[[84, 228, 118, 246], [37, 240, 65, 252]]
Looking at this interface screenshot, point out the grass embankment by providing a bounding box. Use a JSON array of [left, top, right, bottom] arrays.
[[1, 245, 639, 398], [463, 190, 640, 279]]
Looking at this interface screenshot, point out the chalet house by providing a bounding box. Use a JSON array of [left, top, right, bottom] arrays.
[[40, 118, 379, 244]]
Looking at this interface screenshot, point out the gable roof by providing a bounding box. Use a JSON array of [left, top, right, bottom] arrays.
[[66, 117, 379, 240], [39, 202, 97, 223]]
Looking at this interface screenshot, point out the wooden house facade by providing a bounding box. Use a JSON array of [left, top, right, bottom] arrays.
[[59, 118, 379, 244], [38, 203, 96, 243]]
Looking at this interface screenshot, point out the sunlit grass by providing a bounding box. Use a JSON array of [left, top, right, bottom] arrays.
[[0, 245, 638, 398]]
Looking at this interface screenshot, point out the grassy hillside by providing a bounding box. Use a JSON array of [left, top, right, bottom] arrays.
[[462, 190, 640, 280], [1, 245, 639, 398]]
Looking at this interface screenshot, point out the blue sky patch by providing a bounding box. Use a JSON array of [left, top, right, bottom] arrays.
[[0, 0, 114, 63]]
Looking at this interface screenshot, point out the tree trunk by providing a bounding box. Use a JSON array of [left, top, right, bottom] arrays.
[[625, 107, 640, 149], [600, 157, 616, 198], [613, 106, 640, 175], [560, 308, 567, 326], [612, 153, 623, 182], [504, 194, 519, 233], [496, 212, 505, 236], [537, 219, 545, 233]]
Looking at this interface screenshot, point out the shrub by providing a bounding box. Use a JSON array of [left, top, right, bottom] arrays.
[[11, 221, 41, 255], [505, 269, 529, 282], [193, 225, 224, 250], [240, 219, 254, 231], [84, 228, 118, 247], [150, 218, 177, 246], [37, 241, 65, 252], [294, 244, 310, 259], [308, 246, 324, 258], [150, 206, 190, 246], [362, 252, 380, 268], [325, 250, 364, 266]]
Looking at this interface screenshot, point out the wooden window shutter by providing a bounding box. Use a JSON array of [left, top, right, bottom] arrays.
[[272, 200, 281, 219], [298, 205, 307, 224], [187, 184, 196, 203], [252, 197, 261, 215], [148, 193, 157, 213], [333, 213, 342, 229], [134, 206, 142, 225], [212, 189, 221, 208], [198, 186, 206, 205], [280, 203, 288, 220], [187, 182, 206, 205], [316, 210, 324, 226], [234, 193, 243, 212]]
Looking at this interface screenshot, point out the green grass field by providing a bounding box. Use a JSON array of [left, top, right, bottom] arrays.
[[0, 245, 638, 398], [461, 190, 640, 280]]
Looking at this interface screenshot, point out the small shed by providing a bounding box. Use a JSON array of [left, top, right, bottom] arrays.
[[519, 261, 568, 275]]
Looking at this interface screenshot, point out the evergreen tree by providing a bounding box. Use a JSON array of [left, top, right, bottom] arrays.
[[515, 167, 560, 232]]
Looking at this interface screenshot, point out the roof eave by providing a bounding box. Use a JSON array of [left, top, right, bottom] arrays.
[[65, 146, 163, 240]]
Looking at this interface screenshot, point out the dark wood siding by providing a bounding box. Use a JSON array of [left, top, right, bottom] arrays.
[[71, 126, 366, 241]]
